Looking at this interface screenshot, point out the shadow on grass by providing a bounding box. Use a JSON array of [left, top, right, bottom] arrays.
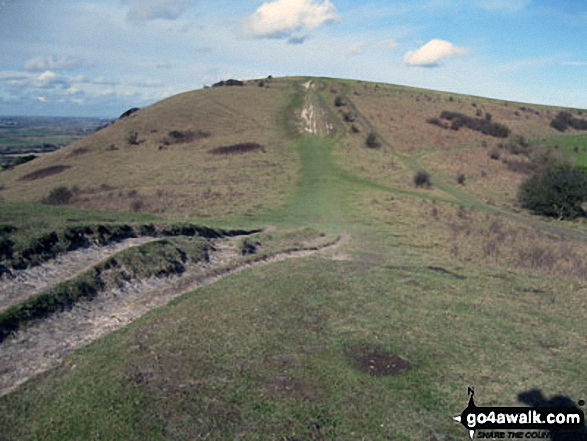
[[518, 389, 587, 440]]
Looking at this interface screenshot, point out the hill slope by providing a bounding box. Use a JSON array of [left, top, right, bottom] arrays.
[[1, 77, 587, 440]]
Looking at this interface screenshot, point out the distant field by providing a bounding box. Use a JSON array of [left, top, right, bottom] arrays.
[[0, 117, 110, 166]]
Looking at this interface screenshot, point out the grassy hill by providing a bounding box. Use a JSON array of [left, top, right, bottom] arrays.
[[1, 77, 587, 440]]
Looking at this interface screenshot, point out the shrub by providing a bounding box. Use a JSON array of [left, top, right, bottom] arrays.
[[457, 173, 466, 185], [414, 170, 431, 188], [489, 149, 500, 160], [518, 163, 587, 219], [45, 186, 73, 205], [476, 109, 483, 117], [366, 132, 379, 148], [350, 124, 360, 133], [439, 110, 509, 137], [334, 96, 345, 107], [550, 111, 587, 132], [128, 130, 139, 145], [426, 118, 448, 129]]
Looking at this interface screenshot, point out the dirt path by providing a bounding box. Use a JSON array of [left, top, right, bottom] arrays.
[[0, 237, 159, 313], [301, 94, 318, 134], [0, 234, 348, 397]]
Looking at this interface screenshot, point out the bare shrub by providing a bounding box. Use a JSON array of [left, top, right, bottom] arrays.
[[19, 165, 71, 181], [208, 142, 266, 155], [44, 186, 73, 205], [414, 170, 431, 188], [366, 132, 379, 148], [128, 131, 139, 145]]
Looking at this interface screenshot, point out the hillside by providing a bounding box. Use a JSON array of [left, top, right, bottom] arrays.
[[1, 76, 583, 219], [1, 77, 587, 440]]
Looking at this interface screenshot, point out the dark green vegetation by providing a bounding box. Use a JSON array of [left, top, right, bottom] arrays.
[[518, 162, 587, 219], [437, 110, 510, 138], [1, 77, 586, 440], [550, 110, 587, 132]]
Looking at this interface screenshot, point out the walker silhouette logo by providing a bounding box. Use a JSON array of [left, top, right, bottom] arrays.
[[453, 388, 585, 439]]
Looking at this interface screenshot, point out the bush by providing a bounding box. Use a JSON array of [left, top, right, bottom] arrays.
[[550, 111, 587, 132], [45, 186, 73, 205], [489, 149, 500, 160], [518, 163, 587, 219], [127, 130, 139, 145], [439, 110, 509, 138], [427, 117, 448, 129], [334, 96, 345, 107], [366, 132, 379, 148], [457, 173, 466, 185], [414, 170, 432, 188]]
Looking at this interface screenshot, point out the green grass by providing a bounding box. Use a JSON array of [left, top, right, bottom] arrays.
[[539, 133, 587, 168], [1, 78, 587, 440]]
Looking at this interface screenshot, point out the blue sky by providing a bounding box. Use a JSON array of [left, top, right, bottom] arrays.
[[0, 0, 585, 117]]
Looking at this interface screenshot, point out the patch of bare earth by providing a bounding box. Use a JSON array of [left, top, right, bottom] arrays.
[[0, 234, 346, 397], [345, 343, 413, 376]]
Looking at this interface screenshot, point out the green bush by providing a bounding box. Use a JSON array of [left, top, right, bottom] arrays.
[[518, 163, 587, 219]]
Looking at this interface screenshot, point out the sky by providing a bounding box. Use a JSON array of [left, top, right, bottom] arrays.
[[0, 0, 586, 117]]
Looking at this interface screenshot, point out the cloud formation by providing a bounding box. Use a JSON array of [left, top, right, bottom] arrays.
[[404, 39, 470, 67], [348, 42, 365, 56], [380, 39, 399, 51], [24, 56, 85, 72], [124, 0, 196, 22], [243, 0, 339, 43]]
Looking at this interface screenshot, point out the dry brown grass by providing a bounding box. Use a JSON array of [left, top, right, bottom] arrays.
[[348, 81, 561, 156], [0, 79, 299, 218], [366, 189, 587, 282]]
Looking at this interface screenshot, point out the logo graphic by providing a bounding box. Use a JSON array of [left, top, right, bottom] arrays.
[[453, 388, 585, 440]]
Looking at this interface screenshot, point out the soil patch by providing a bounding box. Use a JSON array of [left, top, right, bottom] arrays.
[[19, 165, 71, 181], [208, 142, 266, 155], [345, 343, 413, 376]]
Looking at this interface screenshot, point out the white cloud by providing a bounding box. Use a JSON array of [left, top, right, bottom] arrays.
[[348, 42, 365, 56], [36, 96, 47, 102], [36, 70, 71, 89], [404, 39, 471, 67], [132, 79, 165, 88], [380, 39, 400, 51], [243, 0, 339, 43], [124, 0, 197, 23], [24, 56, 84, 72]]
